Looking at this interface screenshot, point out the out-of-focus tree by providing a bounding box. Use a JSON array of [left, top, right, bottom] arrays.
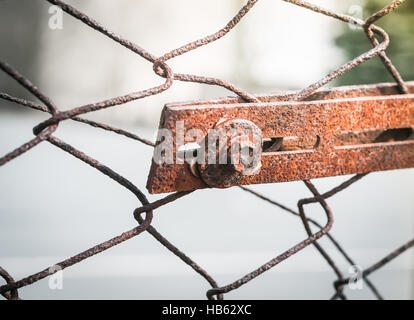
[[335, 0, 414, 86]]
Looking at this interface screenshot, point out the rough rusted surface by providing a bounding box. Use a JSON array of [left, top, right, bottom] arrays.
[[197, 118, 263, 188], [1, 0, 413, 301], [147, 82, 414, 193]]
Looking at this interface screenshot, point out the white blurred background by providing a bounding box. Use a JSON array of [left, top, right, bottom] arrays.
[[0, 0, 413, 299]]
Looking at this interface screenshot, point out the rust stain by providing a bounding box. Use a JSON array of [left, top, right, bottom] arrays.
[[147, 82, 414, 194]]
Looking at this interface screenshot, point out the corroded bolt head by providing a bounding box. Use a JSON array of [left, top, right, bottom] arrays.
[[197, 118, 262, 188]]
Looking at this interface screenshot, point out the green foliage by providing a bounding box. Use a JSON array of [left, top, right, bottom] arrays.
[[335, 0, 414, 85]]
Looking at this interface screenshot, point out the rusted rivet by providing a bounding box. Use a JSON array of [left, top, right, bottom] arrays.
[[197, 119, 262, 188]]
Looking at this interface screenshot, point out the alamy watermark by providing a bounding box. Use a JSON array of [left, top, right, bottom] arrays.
[[48, 265, 63, 290], [152, 120, 262, 175], [348, 265, 364, 290], [348, 4, 364, 30], [48, 5, 63, 30]]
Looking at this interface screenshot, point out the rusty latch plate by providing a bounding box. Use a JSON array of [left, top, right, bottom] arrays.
[[147, 82, 414, 194]]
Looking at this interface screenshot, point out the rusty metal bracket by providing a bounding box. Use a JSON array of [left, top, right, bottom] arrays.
[[147, 82, 414, 194]]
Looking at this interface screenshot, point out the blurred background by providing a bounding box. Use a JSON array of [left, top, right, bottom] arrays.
[[0, 0, 413, 299]]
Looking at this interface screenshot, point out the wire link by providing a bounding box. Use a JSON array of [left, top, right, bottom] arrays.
[[0, 0, 412, 300]]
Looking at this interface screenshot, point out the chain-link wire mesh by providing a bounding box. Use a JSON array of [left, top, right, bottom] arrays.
[[0, 0, 413, 300]]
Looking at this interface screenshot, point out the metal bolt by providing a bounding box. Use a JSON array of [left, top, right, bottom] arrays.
[[196, 119, 262, 188]]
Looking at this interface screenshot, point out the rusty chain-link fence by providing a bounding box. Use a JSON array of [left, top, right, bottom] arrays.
[[1, 0, 413, 300]]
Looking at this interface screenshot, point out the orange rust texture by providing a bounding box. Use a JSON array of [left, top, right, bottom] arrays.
[[147, 82, 414, 193]]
